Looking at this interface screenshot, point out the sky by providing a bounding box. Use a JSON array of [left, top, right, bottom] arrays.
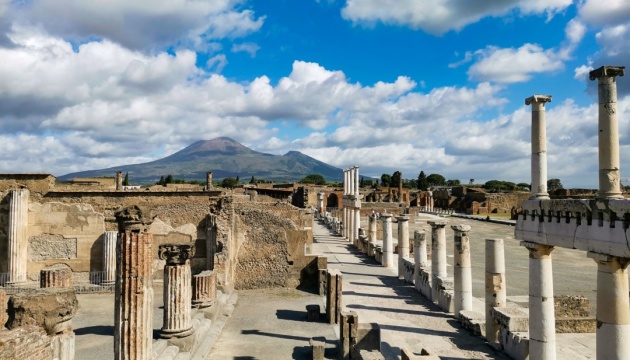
[[1, 0, 630, 188]]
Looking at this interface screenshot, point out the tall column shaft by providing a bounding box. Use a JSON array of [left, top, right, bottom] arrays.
[[590, 66, 625, 199], [452, 225, 472, 317], [381, 214, 394, 268], [114, 231, 153, 360], [526, 95, 551, 199], [368, 214, 377, 243], [7, 189, 29, 284], [159, 244, 195, 339], [587, 253, 630, 360], [348, 207, 354, 243], [522, 242, 556, 360], [103, 231, 118, 285], [429, 220, 448, 302], [486, 238, 506, 346], [413, 230, 426, 285], [354, 208, 360, 246], [354, 166, 360, 197], [397, 216, 410, 279]]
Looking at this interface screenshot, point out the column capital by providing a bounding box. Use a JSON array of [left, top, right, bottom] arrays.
[[381, 213, 393, 219], [520, 241, 554, 257], [427, 219, 448, 228], [451, 224, 471, 232], [589, 65, 625, 80], [158, 243, 196, 265], [587, 252, 630, 269], [396, 215, 410, 222], [525, 94, 552, 105]]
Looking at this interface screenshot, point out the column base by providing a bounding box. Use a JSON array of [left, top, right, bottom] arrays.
[[160, 326, 194, 339], [192, 299, 215, 309]]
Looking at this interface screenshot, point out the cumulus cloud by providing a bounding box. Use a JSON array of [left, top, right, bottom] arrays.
[[341, 0, 572, 34], [579, 0, 630, 27]]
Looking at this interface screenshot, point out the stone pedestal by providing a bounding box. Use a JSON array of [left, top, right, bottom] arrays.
[[486, 238, 506, 347], [7, 189, 29, 285], [40, 268, 72, 288], [525, 94, 552, 199], [428, 220, 448, 301], [397, 216, 410, 279], [587, 253, 630, 360], [381, 214, 394, 268], [102, 231, 118, 285], [452, 224, 472, 318], [158, 244, 195, 339], [522, 241, 556, 360], [192, 270, 217, 308], [114, 231, 154, 360], [589, 66, 625, 199]]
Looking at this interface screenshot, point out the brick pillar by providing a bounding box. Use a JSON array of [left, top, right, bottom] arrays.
[[114, 231, 153, 360], [103, 231, 118, 285], [339, 311, 359, 360], [7, 189, 28, 285], [40, 268, 72, 288], [192, 270, 216, 308], [159, 244, 195, 339], [0, 290, 6, 328]]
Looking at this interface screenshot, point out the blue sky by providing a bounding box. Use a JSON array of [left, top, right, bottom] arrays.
[[0, 0, 629, 188]]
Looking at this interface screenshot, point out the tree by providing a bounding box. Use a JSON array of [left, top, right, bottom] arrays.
[[300, 174, 326, 185], [360, 176, 365, 187], [236, 175, 240, 183], [417, 171, 429, 190], [249, 176, 256, 184], [165, 174, 173, 184], [123, 172, 129, 186], [547, 178, 563, 192], [446, 179, 461, 186], [157, 176, 165, 186], [469, 178, 474, 185], [221, 177, 238, 189], [517, 183, 531, 190], [426, 173, 446, 187], [380, 174, 391, 187], [390, 171, 402, 188], [483, 180, 516, 192]]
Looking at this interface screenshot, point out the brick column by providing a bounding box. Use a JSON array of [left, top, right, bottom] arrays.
[[485, 238, 506, 346], [525, 94, 552, 199], [159, 244, 195, 339], [587, 253, 630, 360], [397, 215, 410, 279], [114, 231, 153, 360], [452, 224, 472, 318], [192, 270, 217, 308], [7, 189, 28, 285], [103, 231, 117, 285]]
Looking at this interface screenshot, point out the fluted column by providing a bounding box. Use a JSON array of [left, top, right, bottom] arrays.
[[7, 189, 29, 285], [103, 231, 118, 285], [587, 253, 630, 360], [525, 95, 552, 199], [40, 268, 72, 288], [397, 215, 410, 279], [486, 238, 506, 347], [159, 244, 195, 339], [522, 242, 556, 360], [589, 66, 625, 199], [114, 231, 153, 360], [381, 213, 394, 268], [452, 224, 472, 318], [429, 220, 448, 301], [192, 270, 217, 308]]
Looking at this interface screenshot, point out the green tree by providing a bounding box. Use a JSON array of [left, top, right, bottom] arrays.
[[517, 183, 531, 190], [123, 172, 129, 186], [221, 177, 238, 188], [391, 171, 402, 188], [547, 178, 563, 192], [236, 175, 240, 183], [249, 176, 256, 184], [380, 174, 391, 187], [446, 179, 461, 186], [165, 174, 174, 184], [157, 176, 165, 186], [469, 178, 475, 185], [427, 173, 446, 187], [300, 174, 326, 185], [417, 171, 429, 190], [360, 176, 365, 187]]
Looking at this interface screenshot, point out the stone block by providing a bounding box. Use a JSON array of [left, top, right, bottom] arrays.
[[498, 329, 529, 360], [306, 304, 320, 322], [309, 338, 325, 360], [0, 290, 6, 329], [6, 288, 78, 335], [357, 349, 385, 360], [458, 310, 486, 336], [339, 311, 358, 360], [491, 307, 529, 332], [318, 269, 327, 296]]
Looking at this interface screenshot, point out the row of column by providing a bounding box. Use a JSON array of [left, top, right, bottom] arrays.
[[342, 166, 361, 245]]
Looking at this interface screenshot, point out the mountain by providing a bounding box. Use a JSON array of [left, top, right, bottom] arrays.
[[58, 137, 343, 183]]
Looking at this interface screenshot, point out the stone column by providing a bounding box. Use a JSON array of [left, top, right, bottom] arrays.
[[206, 214, 217, 270], [102, 231, 117, 285], [413, 230, 426, 286], [7, 189, 28, 285], [318, 192, 325, 214], [40, 268, 72, 288], [114, 231, 153, 360], [589, 66, 625, 199], [429, 220, 448, 301], [485, 238, 506, 347], [522, 241, 556, 360], [116, 171, 123, 190], [0, 290, 6, 328], [192, 270, 217, 308], [452, 225, 472, 318], [397, 215, 410, 279], [348, 206, 354, 243], [368, 214, 377, 243], [381, 213, 394, 268], [398, 172, 403, 203], [158, 243, 195, 339], [526, 95, 552, 199], [206, 171, 213, 190], [587, 253, 630, 360], [354, 208, 361, 247]]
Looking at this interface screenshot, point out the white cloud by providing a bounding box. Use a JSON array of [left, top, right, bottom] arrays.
[[341, 0, 572, 34], [231, 42, 260, 58], [579, 0, 630, 27], [206, 54, 228, 73]]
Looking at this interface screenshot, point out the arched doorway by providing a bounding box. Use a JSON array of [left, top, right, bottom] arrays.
[[326, 193, 338, 209]]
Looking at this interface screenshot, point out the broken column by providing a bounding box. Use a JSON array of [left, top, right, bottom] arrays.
[[522, 241, 556, 360], [318, 192, 325, 215], [525, 94, 552, 199], [381, 213, 394, 268], [102, 231, 118, 285], [206, 171, 213, 190], [116, 171, 123, 190], [368, 214, 377, 243], [587, 253, 630, 360], [114, 231, 154, 360], [413, 230, 427, 285], [429, 220, 448, 301], [589, 66, 625, 199], [452, 224, 472, 318], [40, 268, 72, 288], [7, 189, 29, 285], [159, 243, 195, 339], [397, 215, 410, 279], [485, 238, 507, 347], [192, 270, 217, 308]]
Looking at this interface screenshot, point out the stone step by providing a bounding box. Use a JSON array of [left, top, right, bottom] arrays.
[[155, 345, 180, 360]]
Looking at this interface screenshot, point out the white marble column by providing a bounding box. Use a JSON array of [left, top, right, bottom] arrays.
[[526, 94, 552, 200], [348, 206, 354, 243], [587, 252, 630, 360], [102, 231, 118, 285], [589, 66, 625, 199], [397, 215, 410, 279], [429, 220, 448, 301], [368, 214, 377, 243], [522, 241, 556, 360], [452, 224, 472, 318], [413, 230, 427, 286], [485, 238, 506, 347], [159, 244, 195, 339], [7, 189, 29, 285], [354, 208, 361, 246], [381, 213, 394, 268]]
